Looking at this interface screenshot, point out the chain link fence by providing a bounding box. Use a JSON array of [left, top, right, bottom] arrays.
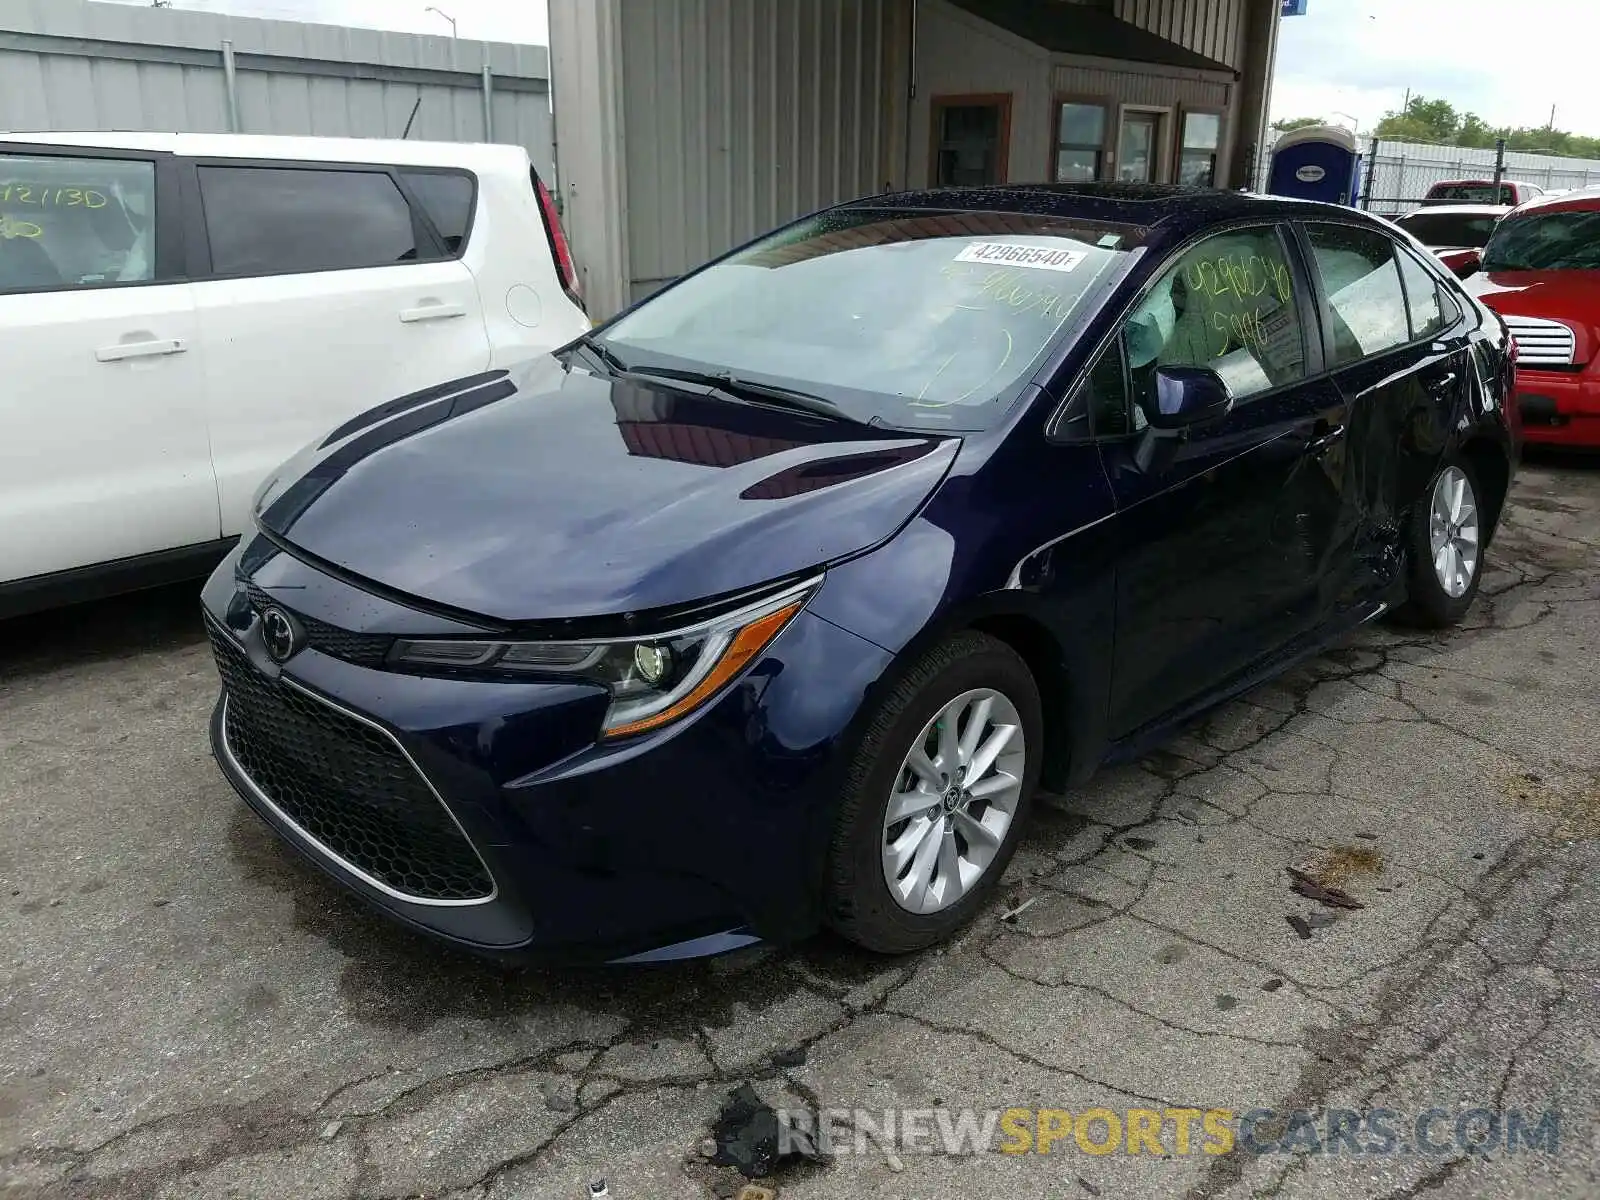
[[1360, 140, 1600, 215], [1257, 134, 1600, 215]]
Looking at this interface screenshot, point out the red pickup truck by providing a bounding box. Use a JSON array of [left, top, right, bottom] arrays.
[[1468, 188, 1600, 446], [1422, 179, 1545, 206]]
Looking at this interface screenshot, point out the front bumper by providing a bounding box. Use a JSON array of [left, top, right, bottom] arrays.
[[1515, 367, 1600, 446], [203, 540, 894, 962]]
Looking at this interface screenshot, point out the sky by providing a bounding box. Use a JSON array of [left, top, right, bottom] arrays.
[[1272, 0, 1600, 138], [101, 0, 548, 43]]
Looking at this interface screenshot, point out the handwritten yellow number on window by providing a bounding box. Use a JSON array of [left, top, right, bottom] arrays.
[[0, 214, 44, 240], [0, 184, 110, 209]]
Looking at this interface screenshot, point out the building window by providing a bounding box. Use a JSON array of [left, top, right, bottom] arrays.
[[1118, 111, 1164, 183], [1055, 102, 1107, 182], [1178, 112, 1223, 187], [931, 95, 1011, 187]]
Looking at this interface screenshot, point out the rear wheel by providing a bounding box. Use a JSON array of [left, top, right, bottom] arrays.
[[825, 632, 1042, 954], [1397, 457, 1484, 627]]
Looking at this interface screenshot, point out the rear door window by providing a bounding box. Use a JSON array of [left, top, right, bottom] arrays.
[[198, 166, 421, 276], [0, 154, 157, 292], [401, 170, 474, 255], [1305, 224, 1411, 366]]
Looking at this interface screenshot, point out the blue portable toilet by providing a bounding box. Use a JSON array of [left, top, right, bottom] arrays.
[[1267, 125, 1361, 205]]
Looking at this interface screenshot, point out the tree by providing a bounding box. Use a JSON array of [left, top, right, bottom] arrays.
[[1456, 113, 1497, 149], [1271, 116, 1325, 133], [1375, 95, 1462, 144], [1368, 91, 1600, 162]]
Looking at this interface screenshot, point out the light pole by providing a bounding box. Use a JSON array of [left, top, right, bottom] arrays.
[[1332, 111, 1361, 136], [425, 6, 457, 37]]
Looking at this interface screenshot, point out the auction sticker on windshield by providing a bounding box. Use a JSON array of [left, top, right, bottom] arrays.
[[954, 241, 1088, 272]]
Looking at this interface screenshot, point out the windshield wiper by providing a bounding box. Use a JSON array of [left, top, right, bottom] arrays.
[[571, 334, 632, 377], [624, 365, 877, 426]]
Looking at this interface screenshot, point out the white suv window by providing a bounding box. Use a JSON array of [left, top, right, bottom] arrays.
[[198, 166, 420, 276], [0, 154, 156, 292]]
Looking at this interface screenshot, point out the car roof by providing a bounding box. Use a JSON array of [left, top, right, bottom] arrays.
[[1397, 204, 1511, 217], [1507, 185, 1600, 216], [0, 131, 529, 172], [839, 183, 1374, 235]]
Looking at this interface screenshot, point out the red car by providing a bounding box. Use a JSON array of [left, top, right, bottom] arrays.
[[1469, 188, 1600, 446]]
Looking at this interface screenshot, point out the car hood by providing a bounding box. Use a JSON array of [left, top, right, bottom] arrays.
[[1467, 270, 1600, 362], [253, 357, 959, 623]]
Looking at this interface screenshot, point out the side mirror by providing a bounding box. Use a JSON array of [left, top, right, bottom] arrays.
[[1453, 248, 1482, 278], [1143, 365, 1234, 431]]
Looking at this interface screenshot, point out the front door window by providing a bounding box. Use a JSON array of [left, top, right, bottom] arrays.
[[1123, 225, 1306, 406], [1118, 113, 1161, 183]]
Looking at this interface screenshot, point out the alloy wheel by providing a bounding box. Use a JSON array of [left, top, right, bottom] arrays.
[[1428, 465, 1480, 599], [880, 688, 1027, 915]]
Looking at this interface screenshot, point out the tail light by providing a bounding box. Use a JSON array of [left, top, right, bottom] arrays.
[[533, 169, 584, 312]]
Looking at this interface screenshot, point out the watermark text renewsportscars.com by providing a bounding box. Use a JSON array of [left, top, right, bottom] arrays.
[[776, 1105, 1561, 1158]]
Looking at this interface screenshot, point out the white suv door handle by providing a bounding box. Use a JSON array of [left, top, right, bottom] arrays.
[[95, 338, 188, 362], [399, 303, 468, 323]]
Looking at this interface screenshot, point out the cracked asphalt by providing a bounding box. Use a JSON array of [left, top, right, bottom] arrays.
[[3, 458, 1598, 1200]]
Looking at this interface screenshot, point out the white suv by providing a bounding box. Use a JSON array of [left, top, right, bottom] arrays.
[[0, 133, 590, 617]]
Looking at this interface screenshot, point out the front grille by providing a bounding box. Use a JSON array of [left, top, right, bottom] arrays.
[[244, 585, 392, 668], [1501, 314, 1577, 368], [209, 623, 494, 903]]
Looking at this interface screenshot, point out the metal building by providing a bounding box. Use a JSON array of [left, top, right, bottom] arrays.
[[549, 0, 1283, 318], [0, 0, 555, 181]]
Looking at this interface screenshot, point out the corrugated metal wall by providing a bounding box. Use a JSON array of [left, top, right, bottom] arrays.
[[1113, 0, 1247, 70], [1051, 62, 1230, 112], [618, 0, 894, 300], [0, 0, 554, 179], [913, 0, 1053, 183]]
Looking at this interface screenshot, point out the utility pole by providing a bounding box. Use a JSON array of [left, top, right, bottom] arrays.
[[1548, 104, 1557, 132]]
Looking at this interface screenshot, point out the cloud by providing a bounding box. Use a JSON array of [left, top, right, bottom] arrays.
[[1274, 0, 1600, 136]]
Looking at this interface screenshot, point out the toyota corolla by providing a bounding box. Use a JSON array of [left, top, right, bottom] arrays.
[[203, 185, 1517, 962]]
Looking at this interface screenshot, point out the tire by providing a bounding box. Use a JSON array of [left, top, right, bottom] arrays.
[[825, 631, 1043, 954], [1396, 455, 1485, 628]]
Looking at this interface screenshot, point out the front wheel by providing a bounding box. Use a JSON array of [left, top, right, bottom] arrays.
[[1397, 457, 1484, 627], [825, 631, 1043, 954]]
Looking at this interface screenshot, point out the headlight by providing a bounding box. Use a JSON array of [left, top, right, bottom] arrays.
[[391, 577, 818, 739]]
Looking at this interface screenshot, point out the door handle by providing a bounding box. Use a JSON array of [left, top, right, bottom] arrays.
[[95, 338, 187, 362], [1305, 423, 1346, 456], [1426, 371, 1458, 395], [399, 303, 468, 323]]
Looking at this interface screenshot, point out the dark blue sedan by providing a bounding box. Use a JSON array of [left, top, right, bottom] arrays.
[[203, 185, 1518, 961]]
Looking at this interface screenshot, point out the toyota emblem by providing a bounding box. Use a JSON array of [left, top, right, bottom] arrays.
[[259, 606, 301, 663]]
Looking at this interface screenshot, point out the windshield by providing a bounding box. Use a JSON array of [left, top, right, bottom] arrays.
[[1482, 209, 1600, 271], [597, 209, 1142, 430], [1395, 211, 1500, 248]]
